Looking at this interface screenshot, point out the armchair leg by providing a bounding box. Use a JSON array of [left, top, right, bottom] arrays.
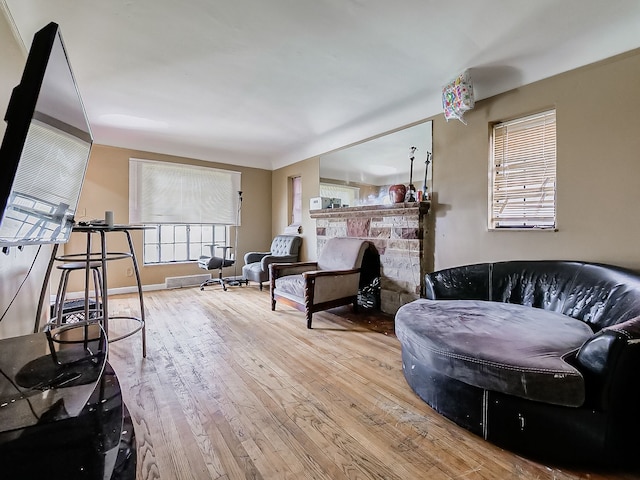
[[304, 281, 314, 329], [259, 282, 263, 291], [270, 268, 277, 310]]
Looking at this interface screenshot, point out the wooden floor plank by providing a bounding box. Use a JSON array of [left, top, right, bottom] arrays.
[[106, 287, 640, 480]]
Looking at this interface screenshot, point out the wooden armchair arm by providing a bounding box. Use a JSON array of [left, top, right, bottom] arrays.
[[269, 261, 318, 279], [302, 268, 361, 279]]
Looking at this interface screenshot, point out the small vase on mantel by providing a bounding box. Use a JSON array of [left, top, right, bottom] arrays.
[[389, 184, 406, 203]]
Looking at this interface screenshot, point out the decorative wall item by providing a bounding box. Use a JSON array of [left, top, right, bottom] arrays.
[[389, 184, 407, 203], [423, 151, 432, 200], [442, 69, 475, 124], [319, 121, 433, 206], [406, 146, 417, 202]]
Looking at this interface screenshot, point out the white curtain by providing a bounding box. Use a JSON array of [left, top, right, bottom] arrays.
[[129, 158, 241, 225]]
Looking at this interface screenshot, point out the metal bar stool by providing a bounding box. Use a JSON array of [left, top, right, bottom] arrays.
[[35, 224, 148, 358], [48, 261, 104, 330]]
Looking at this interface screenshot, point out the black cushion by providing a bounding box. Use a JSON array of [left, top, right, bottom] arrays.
[[425, 260, 640, 331], [562, 263, 640, 330], [425, 263, 490, 300], [491, 260, 583, 312], [396, 299, 593, 407]]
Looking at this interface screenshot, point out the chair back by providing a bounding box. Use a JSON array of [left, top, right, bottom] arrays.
[[270, 235, 302, 257], [317, 237, 368, 271]]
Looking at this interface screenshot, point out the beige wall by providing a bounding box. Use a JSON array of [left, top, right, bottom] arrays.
[[271, 157, 319, 261], [0, 12, 54, 339], [274, 48, 640, 273], [65, 144, 273, 292], [431, 48, 640, 271], [2, 2, 639, 338]]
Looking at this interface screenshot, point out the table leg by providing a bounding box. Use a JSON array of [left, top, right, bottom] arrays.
[[125, 230, 146, 358], [34, 243, 59, 333], [100, 230, 109, 341], [84, 231, 92, 327]]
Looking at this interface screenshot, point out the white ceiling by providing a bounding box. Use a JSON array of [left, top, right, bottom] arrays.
[[3, 0, 640, 171]]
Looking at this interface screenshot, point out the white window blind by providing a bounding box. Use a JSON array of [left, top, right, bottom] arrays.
[[129, 159, 241, 225], [319, 183, 360, 207], [490, 110, 556, 229], [291, 176, 302, 224], [13, 119, 89, 212]]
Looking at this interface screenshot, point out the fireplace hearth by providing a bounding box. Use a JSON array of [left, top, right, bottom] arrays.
[[311, 202, 430, 314]]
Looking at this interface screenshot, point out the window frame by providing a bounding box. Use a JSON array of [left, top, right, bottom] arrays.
[[291, 175, 302, 225], [488, 109, 557, 231], [142, 223, 228, 265]]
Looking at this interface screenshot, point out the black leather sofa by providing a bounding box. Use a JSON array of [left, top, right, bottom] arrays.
[[395, 260, 640, 466]]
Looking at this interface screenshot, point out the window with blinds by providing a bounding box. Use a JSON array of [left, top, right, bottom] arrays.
[[129, 158, 241, 225], [490, 110, 556, 229]]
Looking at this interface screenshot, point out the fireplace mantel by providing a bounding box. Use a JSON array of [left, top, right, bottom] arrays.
[[309, 202, 430, 219], [311, 201, 430, 314]]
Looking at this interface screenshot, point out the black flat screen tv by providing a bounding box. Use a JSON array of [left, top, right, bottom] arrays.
[[0, 22, 92, 247]]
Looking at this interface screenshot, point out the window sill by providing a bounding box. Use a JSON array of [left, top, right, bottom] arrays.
[[143, 260, 199, 267], [488, 227, 558, 232]]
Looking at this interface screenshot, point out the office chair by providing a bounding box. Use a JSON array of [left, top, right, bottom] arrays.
[[198, 245, 248, 291]]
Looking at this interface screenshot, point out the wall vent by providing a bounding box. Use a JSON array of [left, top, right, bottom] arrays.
[[165, 274, 211, 289]]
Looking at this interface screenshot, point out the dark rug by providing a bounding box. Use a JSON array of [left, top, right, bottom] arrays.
[[326, 306, 396, 336]]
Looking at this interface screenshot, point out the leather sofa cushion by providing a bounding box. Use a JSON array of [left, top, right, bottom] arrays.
[[561, 263, 640, 330], [426, 261, 640, 332], [491, 261, 583, 312], [395, 299, 593, 407], [425, 263, 491, 300], [491, 261, 640, 330]]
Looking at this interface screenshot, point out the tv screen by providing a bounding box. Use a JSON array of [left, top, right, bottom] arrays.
[[0, 22, 92, 247]]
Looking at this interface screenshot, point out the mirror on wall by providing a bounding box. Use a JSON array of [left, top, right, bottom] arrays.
[[319, 120, 432, 207]]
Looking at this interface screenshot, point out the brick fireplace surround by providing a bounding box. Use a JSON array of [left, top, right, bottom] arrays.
[[310, 202, 430, 314]]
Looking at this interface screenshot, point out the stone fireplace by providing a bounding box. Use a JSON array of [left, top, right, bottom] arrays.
[[310, 202, 430, 314]]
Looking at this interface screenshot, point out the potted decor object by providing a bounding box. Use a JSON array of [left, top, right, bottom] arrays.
[[389, 184, 406, 203]]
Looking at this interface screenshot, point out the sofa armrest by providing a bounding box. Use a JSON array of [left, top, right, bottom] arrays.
[[261, 254, 298, 272], [574, 316, 640, 410], [424, 263, 491, 300], [244, 251, 270, 264]]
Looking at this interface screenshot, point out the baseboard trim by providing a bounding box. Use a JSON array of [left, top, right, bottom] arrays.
[[61, 283, 167, 301]]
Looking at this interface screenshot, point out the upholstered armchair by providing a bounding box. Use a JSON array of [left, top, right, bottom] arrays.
[[242, 235, 302, 290], [269, 237, 369, 328]]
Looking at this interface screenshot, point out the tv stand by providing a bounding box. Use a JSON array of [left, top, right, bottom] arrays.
[[0, 324, 136, 479]]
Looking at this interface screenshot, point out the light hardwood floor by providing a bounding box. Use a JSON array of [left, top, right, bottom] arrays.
[[107, 287, 640, 480]]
